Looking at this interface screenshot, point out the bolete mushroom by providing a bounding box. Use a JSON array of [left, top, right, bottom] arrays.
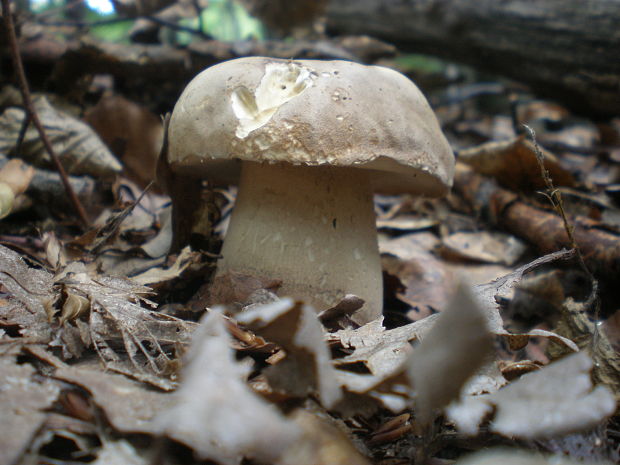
[[164, 57, 454, 324]]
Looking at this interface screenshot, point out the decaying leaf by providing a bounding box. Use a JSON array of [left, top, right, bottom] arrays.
[[455, 447, 609, 465], [458, 136, 575, 191], [471, 249, 579, 351], [0, 96, 122, 178], [156, 310, 300, 465], [92, 440, 148, 465], [0, 355, 60, 465], [236, 298, 342, 408], [330, 316, 432, 397], [441, 230, 527, 266], [328, 251, 578, 408], [408, 283, 495, 425], [130, 246, 197, 286], [551, 298, 620, 396], [278, 409, 371, 465], [53, 361, 174, 434], [447, 352, 616, 438], [380, 232, 456, 312], [84, 94, 163, 189], [0, 245, 55, 342], [0, 244, 195, 388]]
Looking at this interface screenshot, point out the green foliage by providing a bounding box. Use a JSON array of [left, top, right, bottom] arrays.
[[200, 0, 265, 41], [87, 11, 132, 43], [394, 54, 447, 74]]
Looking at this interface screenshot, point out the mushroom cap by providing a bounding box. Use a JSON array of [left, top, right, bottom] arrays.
[[167, 57, 454, 196]]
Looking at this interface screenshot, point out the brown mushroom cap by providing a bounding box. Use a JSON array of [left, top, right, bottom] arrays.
[[167, 57, 454, 196]]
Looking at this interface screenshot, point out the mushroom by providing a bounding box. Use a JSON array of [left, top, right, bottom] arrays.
[[163, 57, 454, 324]]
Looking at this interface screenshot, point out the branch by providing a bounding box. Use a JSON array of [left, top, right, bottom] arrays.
[[1, 0, 90, 227]]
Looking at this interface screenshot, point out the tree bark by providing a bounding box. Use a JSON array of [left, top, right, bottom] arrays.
[[326, 0, 620, 117]]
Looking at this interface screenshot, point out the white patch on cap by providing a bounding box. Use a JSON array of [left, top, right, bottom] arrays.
[[231, 62, 315, 139]]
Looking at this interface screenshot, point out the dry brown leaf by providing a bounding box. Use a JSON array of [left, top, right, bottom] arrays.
[[458, 136, 575, 191], [84, 95, 163, 189], [440, 231, 527, 266], [53, 360, 174, 434], [455, 448, 609, 465], [0, 355, 60, 465], [129, 245, 196, 286], [0, 96, 122, 178], [277, 409, 371, 465], [236, 298, 342, 408], [330, 316, 434, 398], [0, 245, 55, 342], [447, 352, 616, 438], [0, 244, 195, 388], [156, 310, 299, 465], [380, 232, 456, 312], [408, 283, 495, 425], [329, 251, 577, 405]]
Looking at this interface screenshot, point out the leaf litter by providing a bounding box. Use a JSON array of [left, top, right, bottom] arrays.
[[1, 36, 620, 465]]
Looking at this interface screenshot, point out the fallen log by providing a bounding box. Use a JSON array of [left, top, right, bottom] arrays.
[[326, 0, 620, 117]]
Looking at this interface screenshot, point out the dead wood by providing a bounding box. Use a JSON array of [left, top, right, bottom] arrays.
[[453, 164, 620, 278], [326, 0, 620, 117], [2, 32, 394, 108]]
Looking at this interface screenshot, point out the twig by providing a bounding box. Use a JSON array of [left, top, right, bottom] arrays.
[[1, 0, 90, 227], [524, 124, 599, 313]]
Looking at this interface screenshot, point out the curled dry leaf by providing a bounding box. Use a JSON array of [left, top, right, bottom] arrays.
[[236, 298, 342, 408], [458, 136, 575, 191], [408, 282, 496, 425], [156, 310, 300, 465], [447, 352, 616, 439], [0, 96, 122, 178]]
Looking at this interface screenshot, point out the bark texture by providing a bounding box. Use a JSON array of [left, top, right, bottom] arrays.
[[326, 0, 620, 117]]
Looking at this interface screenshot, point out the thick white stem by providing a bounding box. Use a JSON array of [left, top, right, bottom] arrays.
[[217, 161, 382, 324]]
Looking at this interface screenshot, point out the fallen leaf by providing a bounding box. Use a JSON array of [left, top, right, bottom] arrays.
[[447, 352, 616, 438], [440, 231, 527, 266], [455, 447, 605, 465], [156, 310, 299, 465], [408, 283, 495, 425], [278, 409, 371, 465], [458, 136, 575, 191], [84, 95, 163, 189], [53, 360, 173, 434], [0, 355, 60, 465], [237, 298, 342, 408], [0, 96, 122, 178], [93, 440, 148, 465]]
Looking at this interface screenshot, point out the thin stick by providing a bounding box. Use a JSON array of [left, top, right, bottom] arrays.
[[524, 124, 599, 313], [1, 0, 90, 227]]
